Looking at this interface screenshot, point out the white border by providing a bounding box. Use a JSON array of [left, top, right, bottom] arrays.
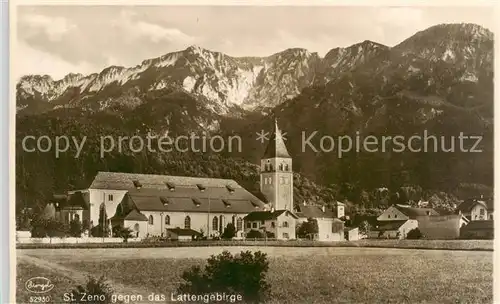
[[7, 1, 500, 303]]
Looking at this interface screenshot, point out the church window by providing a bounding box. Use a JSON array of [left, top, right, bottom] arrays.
[[270, 165, 274, 171], [184, 216, 191, 229], [283, 221, 289, 228], [108, 194, 114, 201], [165, 215, 170, 225], [237, 218, 243, 231], [285, 164, 289, 171], [134, 223, 140, 232], [149, 215, 154, 225], [212, 216, 218, 231], [279, 164, 283, 171], [252, 222, 257, 228]]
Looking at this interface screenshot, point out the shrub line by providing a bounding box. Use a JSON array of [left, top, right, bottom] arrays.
[[16, 240, 493, 251]]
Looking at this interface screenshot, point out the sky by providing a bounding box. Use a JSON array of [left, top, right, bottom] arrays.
[[15, 5, 495, 80]]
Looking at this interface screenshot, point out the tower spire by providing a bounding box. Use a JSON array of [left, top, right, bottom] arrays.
[[263, 119, 290, 158]]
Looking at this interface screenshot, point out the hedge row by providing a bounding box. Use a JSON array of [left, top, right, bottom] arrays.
[[16, 239, 493, 251]]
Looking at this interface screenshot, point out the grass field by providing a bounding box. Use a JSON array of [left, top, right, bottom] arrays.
[[17, 246, 493, 304]]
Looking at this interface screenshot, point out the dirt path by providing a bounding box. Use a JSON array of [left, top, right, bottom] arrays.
[[19, 254, 154, 300]]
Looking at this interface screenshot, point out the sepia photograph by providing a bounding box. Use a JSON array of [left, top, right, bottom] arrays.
[[12, 2, 495, 303]]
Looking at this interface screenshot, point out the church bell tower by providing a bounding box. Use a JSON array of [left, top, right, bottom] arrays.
[[260, 120, 293, 211]]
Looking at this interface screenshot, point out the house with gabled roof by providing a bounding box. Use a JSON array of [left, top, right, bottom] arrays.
[[52, 120, 312, 240], [243, 209, 298, 240], [372, 204, 440, 239], [456, 197, 494, 221], [295, 202, 345, 241]]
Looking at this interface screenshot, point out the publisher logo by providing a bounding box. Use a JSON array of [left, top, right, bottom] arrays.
[[25, 277, 54, 294]]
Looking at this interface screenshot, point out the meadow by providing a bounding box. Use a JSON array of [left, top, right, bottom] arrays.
[[17, 246, 493, 304]]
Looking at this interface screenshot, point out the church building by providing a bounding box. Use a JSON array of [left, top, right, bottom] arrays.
[[52, 120, 335, 241]]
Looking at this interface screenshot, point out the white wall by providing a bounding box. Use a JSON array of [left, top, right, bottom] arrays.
[[89, 189, 128, 227], [470, 204, 488, 221], [137, 211, 246, 238]]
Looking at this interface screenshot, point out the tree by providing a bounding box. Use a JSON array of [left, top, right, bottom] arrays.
[[406, 228, 423, 239], [69, 218, 83, 237], [221, 223, 236, 240], [112, 226, 134, 242], [92, 206, 110, 237], [178, 250, 270, 303], [31, 217, 67, 238], [296, 218, 319, 239]]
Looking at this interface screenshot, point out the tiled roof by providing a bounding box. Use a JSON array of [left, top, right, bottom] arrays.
[[295, 205, 336, 219], [244, 210, 298, 221], [89, 172, 243, 191], [124, 186, 266, 213], [457, 198, 494, 213], [167, 228, 201, 236], [394, 204, 439, 218], [375, 220, 409, 231], [53, 191, 89, 210], [263, 120, 291, 159], [123, 209, 148, 221]]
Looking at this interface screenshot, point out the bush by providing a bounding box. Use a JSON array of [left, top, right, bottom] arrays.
[[112, 226, 134, 242], [30, 218, 68, 238], [70, 276, 113, 303], [406, 228, 423, 239], [221, 223, 236, 240], [178, 250, 270, 303], [246, 229, 264, 239], [69, 218, 83, 237]]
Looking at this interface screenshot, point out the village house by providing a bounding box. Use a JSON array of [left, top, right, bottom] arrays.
[[456, 197, 494, 221], [370, 204, 439, 239], [243, 209, 298, 240], [295, 202, 345, 241]]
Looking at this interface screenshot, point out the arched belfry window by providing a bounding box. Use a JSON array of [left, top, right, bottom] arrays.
[[279, 164, 283, 171], [149, 215, 154, 225], [165, 215, 170, 225], [184, 216, 191, 229], [285, 164, 289, 171]]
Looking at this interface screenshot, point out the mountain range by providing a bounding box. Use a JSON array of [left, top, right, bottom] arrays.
[[16, 23, 494, 214]]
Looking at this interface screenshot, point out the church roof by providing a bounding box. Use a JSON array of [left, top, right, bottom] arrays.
[[89, 171, 243, 191], [263, 120, 291, 159], [114, 182, 266, 214]]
